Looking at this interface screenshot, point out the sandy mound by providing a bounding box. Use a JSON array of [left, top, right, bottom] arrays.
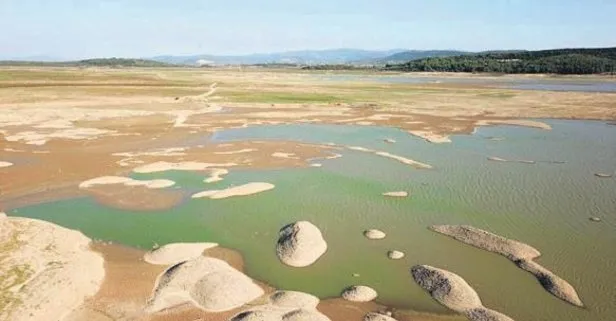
[[193, 182, 275, 199], [79, 176, 175, 189], [465, 307, 515, 321], [408, 130, 452, 143], [364, 229, 386, 240], [341, 285, 378, 302], [270, 291, 320, 309], [594, 173, 613, 178], [411, 265, 482, 312], [230, 290, 328, 321], [411, 265, 514, 321], [144, 242, 219, 265], [282, 309, 331, 321], [133, 161, 236, 173], [364, 312, 398, 321], [430, 225, 583, 307], [387, 250, 405, 260], [384, 138, 396, 144], [146, 256, 264, 313], [382, 191, 409, 197], [0, 161, 13, 168], [0, 217, 104, 321], [476, 119, 552, 130], [205, 168, 230, 183], [276, 221, 328, 267]]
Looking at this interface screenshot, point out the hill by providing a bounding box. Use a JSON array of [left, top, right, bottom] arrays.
[[0, 58, 175, 67], [370, 50, 469, 64], [385, 47, 616, 74]]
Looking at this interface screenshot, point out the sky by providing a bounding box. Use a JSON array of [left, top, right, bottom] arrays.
[[1, 0, 615, 60]]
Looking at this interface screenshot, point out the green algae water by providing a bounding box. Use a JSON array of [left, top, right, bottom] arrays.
[[9, 120, 616, 321]]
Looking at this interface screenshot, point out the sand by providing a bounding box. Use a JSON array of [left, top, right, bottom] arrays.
[[79, 176, 176, 189], [146, 256, 264, 313], [341, 286, 378, 302], [475, 119, 552, 130], [0, 161, 13, 168], [408, 131, 452, 144], [0, 216, 105, 321], [411, 265, 513, 321], [205, 168, 230, 183], [364, 229, 387, 240], [133, 161, 238, 174], [387, 250, 405, 260], [430, 225, 584, 307], [276, 221, 328, 267], [383, 191, 409, 197], [594, 173, 613, 178], [192, 182, 275, 199], [144, 242, 219, 265], [346, 146, 432, 169], [364, 312, 398, 321], [214, 148, 257, 155], [272, 152, 300, 159]]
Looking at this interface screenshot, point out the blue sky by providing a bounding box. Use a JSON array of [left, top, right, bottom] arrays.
[[1, 0, 615, 59]]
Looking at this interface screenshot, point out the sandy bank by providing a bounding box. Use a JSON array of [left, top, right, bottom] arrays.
[[476, 119, 552, 130], [144, 242, 219, 265], [79, 176, 175, 189], [205, 168, 230, 183], [346, 146, 432, 169], [430, 225, 583, 307], [0, 215, 104, 321], [134, 161, 237, 174], [408, 131, 452, 144], [192, 182, 275, 199], [0, 161, 13, 168]]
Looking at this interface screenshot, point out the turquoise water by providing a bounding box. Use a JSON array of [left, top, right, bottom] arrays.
[[9, 120, 616, 321]]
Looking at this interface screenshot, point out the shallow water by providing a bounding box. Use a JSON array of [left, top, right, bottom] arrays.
[[9, 120, 616, 321], [314, 74, 616, 93]]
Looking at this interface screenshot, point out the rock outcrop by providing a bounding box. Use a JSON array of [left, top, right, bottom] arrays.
[[276, 221, 327, 267]]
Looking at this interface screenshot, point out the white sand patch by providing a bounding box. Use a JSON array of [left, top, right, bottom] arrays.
[[384, 138, 396, 143], [0, 161, 13, 168], [213, 148, 256, 155], [204, 168, 229, 183], [272, 152, 299, 159], [310, 163, 322, 167], [356, 121, 375, 126], [0, 217, 105, 321], [5, 128, 114, 145], [144, 243, 219, 265], [383, 191, 408, 197], [346, 146, 432, 169], [146, 256, 263, 313], [408, 130, 452, 144], [79, 176, 175, 189], [325, 153, 342, 159], [192, 182, 275, 199], [388, 250, 405, 260], [133, 161, 236, 174], [476, 119, 552, 130], [364, 229, 386, 240], [113, 147, 186, 157]]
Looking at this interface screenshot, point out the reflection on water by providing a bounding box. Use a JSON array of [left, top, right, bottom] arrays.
[[9, 120, 616, 321]]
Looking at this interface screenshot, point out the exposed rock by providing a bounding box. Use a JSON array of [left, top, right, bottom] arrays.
[[411, 265, 481, 313], [341, 285, 378, 302], [364, 229, 386, 240], [411, 265, 514, 321], [276, 221, 327, 267], [364, 312, 398, 321], [382, 191, 408, 197], [146, 256, 263, 313], [144, 242, 219, 265], [270, 291, 319, 309], [465, 307, 515, 321], [430, 225, 583, 307], [387, 250, 405, 260]]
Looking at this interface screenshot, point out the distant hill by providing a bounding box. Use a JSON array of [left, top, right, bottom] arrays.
[[0, 58, 175, 67], [368, 50, 469, 64], [385, 47, 616, 74], [150, 49, 406, 66]]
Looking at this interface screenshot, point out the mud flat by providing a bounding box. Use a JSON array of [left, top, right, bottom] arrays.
[[192, 182, 275, 199], [0, 215, 104, 321], [429, 225, 584, 307], [411, 265, 514, 321]]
